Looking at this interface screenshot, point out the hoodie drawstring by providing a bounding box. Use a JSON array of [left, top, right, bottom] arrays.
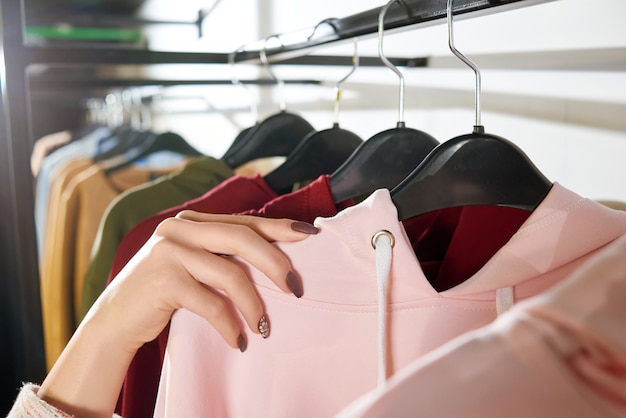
[[371, 230, 394, 389], [496, 286, 515, 315], [371, 229, 514, 389]]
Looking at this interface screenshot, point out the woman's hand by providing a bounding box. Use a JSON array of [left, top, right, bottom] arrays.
[[93, 211, 317, 353], [38, 213, 318, 418]]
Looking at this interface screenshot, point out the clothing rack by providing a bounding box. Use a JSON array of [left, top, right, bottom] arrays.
[[234, 0, 555, 63], [0, 0, 558, 412]]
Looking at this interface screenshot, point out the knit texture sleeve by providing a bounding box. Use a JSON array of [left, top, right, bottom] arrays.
[[7, 384, 122, 418]]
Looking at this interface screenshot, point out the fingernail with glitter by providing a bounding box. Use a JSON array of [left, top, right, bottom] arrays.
[[291, 221, 320, 235], [286, 271, 303, 298], [258, 315, 270, 339], [237, 334, 247, 352]]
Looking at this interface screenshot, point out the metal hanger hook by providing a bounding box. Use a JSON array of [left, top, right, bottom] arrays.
[[307, 19, 358, 126], [379, 0, 408, 127], [129, 87, 144, 130], [227, 45, 242, 80], [229, 44, 259, 123], [307, 18, 339, 42], [447, 0, 482, 131], [260, 34, 287, 111], [333, 37, 359, 127]]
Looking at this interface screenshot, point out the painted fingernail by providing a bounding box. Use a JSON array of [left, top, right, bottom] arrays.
[[291, 221, 320, 235], [258, 315, 270, 339], [286, 271, 304, 298], [238, 334, 247, 352]]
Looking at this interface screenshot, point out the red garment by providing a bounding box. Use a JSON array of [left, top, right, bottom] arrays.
[[403, 206, 530, 292]]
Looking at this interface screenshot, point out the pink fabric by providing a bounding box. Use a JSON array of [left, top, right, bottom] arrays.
[[338, 236, 626, 418], [155, 184, 626, 418]]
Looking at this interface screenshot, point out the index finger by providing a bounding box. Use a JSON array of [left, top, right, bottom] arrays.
[[156, 216, 312, 297], [175, 211, 319, 242]]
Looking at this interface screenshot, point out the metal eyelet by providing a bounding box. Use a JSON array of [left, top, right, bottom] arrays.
[[371, 229, 395, 249]]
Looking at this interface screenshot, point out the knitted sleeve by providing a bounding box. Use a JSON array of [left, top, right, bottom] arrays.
[[7, 384, 122, 418]]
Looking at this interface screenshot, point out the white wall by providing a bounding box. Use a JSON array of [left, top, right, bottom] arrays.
[[140, 0, 626, 201]]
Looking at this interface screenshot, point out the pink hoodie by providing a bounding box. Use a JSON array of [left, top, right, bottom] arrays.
[[155, 184, 626, 417]]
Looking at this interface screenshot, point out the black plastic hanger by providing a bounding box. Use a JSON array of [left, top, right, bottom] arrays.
[[93, 126, 147, 162], [220, 124, 257, 162], [264, 37, 363, 195], [221, 37, 315, 169], [220, 48, 262, 164], [264, 124, 362, 194], [391, 129, 552, 220], [221, 112, 315, 169], [104, 131, 203, 175], [330, 1, 439, 203], [93, 90, 154, 161], [331, 123, 438, 203], [390, 0, 552, 221]]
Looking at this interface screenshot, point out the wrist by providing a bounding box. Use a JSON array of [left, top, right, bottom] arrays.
[[39, 313, 135, 418]]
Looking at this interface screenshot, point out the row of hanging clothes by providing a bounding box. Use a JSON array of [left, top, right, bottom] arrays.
[[32, 1, 626, 417]]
